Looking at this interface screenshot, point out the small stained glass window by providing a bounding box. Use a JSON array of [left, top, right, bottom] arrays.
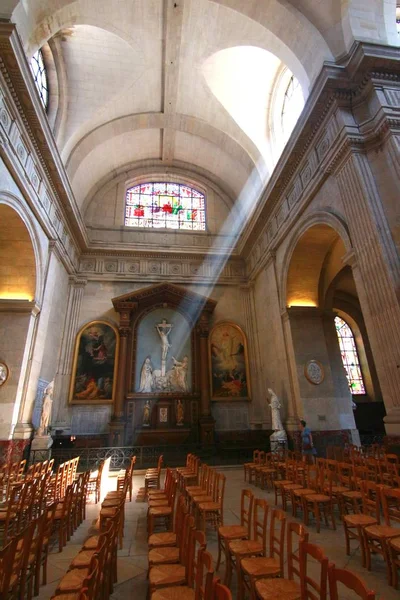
[[281, 75, 303, 140], [397, 7, 400, 33], [125, 182, 206, 230], [335, 316, 365, 395], [30, 49, 48, 110]]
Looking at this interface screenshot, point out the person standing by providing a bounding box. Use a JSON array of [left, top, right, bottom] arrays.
[[300, 419, 315, 463]]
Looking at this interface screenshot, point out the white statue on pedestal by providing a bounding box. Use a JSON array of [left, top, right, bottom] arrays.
[[32, 379, 54, 451], [267, 387, 287, 452]]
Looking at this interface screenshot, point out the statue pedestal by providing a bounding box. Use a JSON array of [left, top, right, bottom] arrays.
[[270, 429, 287, 453], [31, 435, 53, 462]]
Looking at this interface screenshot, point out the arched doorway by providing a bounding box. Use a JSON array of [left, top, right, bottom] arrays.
[[283, 219, 384, 449], [0, 203, 38, 460]]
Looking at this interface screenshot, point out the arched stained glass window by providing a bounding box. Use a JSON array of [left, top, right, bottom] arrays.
[[30, 49, 48, 110], [281, 75, 303, 141], [335, 316, 365, 395], [125, 182, 206, 230]]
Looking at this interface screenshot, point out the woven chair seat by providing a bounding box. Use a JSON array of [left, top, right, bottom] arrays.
[[218, 525, 247, 540], [57, 568, 89, 593], [149, 564, 186, 586], [148, 532, 177, 548], [83, 535, 98, 550], [50, 594, 82, 600], [343, 514, 376, 527], [255, 577, 301, 600], [148, 546, 179, 564], [152, 586, 194, 600], [241, 556, 280, 577], [364, 524, 400, 539], [150, 506, 172, 516], [229, 540, 263, 555], [303, 493, 330, 503], [293, 488, 315, 497], [70, 550, 96, 568], [197, 501, 220, 511], [148, 499, 169, 508], [389, 537, 400, 551]]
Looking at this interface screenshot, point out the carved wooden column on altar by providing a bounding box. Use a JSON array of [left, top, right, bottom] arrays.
[[109, 304, 136, 445], [197, 312, 215, 444]]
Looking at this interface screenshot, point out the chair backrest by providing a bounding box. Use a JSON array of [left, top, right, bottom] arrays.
[[360, 481, 380, 523], [240, 489, 254, 536], [47, 458, 54, 473], [268, 509, 286, 575], [180, 513, 195, 565], [213, 473, 226, 505], [3, 481, 24, 541], [299, 541, 328, 600], [380, 486, 400, 527], [338, 462, 352, 488], [252, 498, 268, 550], [258, 451, 266, 466], [81, 555, 99, 600], [287, 522, 309, 581], [157, 455, 164, 473], [0, 536, 18, 598], [174, 496, 187, 544], [307, 465, 320, 492], [213, 582, 232, 600], [253, 450, 260, 464], [328, 564, 376, 600], [18, 459, 26, 479], [187, 529, 207, 586], [194, 549, 214, 600]]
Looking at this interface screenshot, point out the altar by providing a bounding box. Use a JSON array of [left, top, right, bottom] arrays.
[[109, 283, 217, 446]]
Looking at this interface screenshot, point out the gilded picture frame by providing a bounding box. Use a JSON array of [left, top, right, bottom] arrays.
[[69, 320, 119, 405], [209, 321, 251, 401]]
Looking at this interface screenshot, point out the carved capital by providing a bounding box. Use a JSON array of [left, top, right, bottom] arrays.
[[197, 313, 210, 337], [119, 326, 131, 338]]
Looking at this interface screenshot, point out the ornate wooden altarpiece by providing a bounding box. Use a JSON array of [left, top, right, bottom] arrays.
[[110, 283, 217, 446]]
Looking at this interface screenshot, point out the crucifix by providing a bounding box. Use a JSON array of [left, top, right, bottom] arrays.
[[155, 318, 173, 376]]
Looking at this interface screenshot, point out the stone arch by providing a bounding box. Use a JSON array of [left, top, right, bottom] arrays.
[[0, 194, 45, 304], [281, 210, 352, 312]]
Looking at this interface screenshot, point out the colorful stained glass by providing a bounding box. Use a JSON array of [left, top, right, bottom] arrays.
[[125, 182, 206, 230], [335, 316, 365, 395], [30, 49, 48, 110]]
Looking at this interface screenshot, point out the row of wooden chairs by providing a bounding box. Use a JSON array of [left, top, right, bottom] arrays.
[[145, 454, 164, 495], [184, 464, 226, 532], [217, 486, 380, 599], [48, 457, 80, 502]]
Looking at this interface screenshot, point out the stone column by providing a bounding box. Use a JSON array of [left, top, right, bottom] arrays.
[[53, 277, 87, 431], [109, 307, 132, 445], [241, 284, 265, 426], [336, 150, 400, 434], [197, 312, 215, 444]]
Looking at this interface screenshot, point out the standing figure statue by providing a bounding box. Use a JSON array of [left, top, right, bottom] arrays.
[[171, 356, 188, 392], [156, 318, 173, 376], [139, 356, 153, 392], [143, 399, 151, 426], [176, 399, 184, 425], [37, 380, 54, 437], [267, 388, 284, 431]]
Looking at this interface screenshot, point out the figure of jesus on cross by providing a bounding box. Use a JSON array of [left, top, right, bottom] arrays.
[[156, 318, 173, 376]]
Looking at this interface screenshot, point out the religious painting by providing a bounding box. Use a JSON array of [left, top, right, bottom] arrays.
[[69, 321, 119, 404], [209, 322, 250, 401], [135, 308, 192, 393]]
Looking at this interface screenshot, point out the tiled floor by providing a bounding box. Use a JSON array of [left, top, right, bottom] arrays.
[[38, 467, 399, 599]]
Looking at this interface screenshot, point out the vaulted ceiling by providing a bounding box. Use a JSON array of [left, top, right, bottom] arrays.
[[7, 0, 399, 218]]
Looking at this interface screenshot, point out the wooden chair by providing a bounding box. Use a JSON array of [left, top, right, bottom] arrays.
[[225, 498, 268, 587], [145, 455, 164, 494], [364, 485, 400, 585], [272, 459, 295, 507], [148, 511, 193, 572], [388, 536, 400, 589], [55, 546, 104, 597], [148, 469, 174, 507], [2, 521, 35, 600], [53, 483, 74, 552], [254, 522, 308, 600], [249, 451, 265, 485], [0, 537, 18, 600], [34, 502, 57, 595], [148, 476, 178, 537], [148, 495, 187, 551], [213, 582, 233, 600], [0, 481, 24, 544], [87, 458, 105, 504], [190, 469, 217, 514], [343, 479, 379, 568], [216, 488, 254, 571], [302, 469, 336, 533], [244, 450, 260, 482], [291, 464, 319, 519], [240, 508, 286, 600], [151, 548, 215, 600], [260, 454, 278, 491], [148, 528, 206, 596], [281, 462, 305, 511], [197, 473, 226, 532], [328, 563, 376, 599], [299, 541, 328, 600]]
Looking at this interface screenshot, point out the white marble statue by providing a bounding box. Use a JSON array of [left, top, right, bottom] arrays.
[[139, 356, 153, 392], [36, 380, 54, 437], [267, 388, 284, 431]]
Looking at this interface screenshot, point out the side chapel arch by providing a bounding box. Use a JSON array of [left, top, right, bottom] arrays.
[[111, 283, 216, 445]]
